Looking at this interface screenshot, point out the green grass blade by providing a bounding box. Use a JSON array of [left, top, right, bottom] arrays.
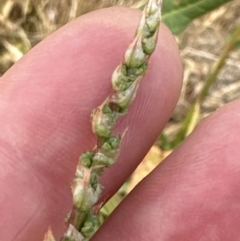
[[162, 0, 233, 34]]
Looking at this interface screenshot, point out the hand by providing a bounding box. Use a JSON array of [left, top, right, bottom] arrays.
[[0, 7, 239, 241]]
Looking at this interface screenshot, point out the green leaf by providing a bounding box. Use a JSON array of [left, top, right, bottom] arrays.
[[162, 0, 233, 34]]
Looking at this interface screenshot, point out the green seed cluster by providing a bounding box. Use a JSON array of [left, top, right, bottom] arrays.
[[53, 1, 163, 241]]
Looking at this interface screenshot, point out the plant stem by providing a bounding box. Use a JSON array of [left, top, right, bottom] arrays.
[[173, 24, 240, 147], [199, 24, 240, 102]]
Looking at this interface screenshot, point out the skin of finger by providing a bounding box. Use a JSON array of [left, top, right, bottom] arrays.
[[0, 7, 182, 241], [93, 100, 240, 241]]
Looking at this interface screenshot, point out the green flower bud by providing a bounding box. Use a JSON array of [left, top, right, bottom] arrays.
[[108, 135, 121, 149], [81, 213, 99, 238], [92, 152, 115, 167], [146, 12, 160, 33], [79, 151, 95, 168], [92, 135, 121, 167], [112, 66, 131, 92], [90, 172, 99, 190], [126, 65, 147, 77], [72, 179, 101, 212], [124, 37, 146, 68], [110, 80, 139, 109], [142, 31, 158, 55], [92, 104, 117, 138]]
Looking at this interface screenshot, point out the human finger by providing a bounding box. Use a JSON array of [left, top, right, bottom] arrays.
[[0, 7, 182, 241], [92, 100, 240, 241]]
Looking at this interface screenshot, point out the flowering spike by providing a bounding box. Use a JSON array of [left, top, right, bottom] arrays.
[[44, 1, 163, 240]]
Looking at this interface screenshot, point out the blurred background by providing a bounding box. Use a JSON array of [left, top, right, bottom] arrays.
[[1, 0, 240, 220]]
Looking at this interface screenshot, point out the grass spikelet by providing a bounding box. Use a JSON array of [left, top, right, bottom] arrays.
[[44, 1, 163, 240]]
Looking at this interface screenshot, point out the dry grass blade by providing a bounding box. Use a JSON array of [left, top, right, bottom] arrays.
[[43, 227, 56, 241]]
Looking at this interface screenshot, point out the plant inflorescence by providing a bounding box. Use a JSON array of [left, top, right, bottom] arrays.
[[44, 1, 163, 240]]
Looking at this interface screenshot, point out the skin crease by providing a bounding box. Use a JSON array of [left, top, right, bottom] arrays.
[[1, 6, 239, 241]]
